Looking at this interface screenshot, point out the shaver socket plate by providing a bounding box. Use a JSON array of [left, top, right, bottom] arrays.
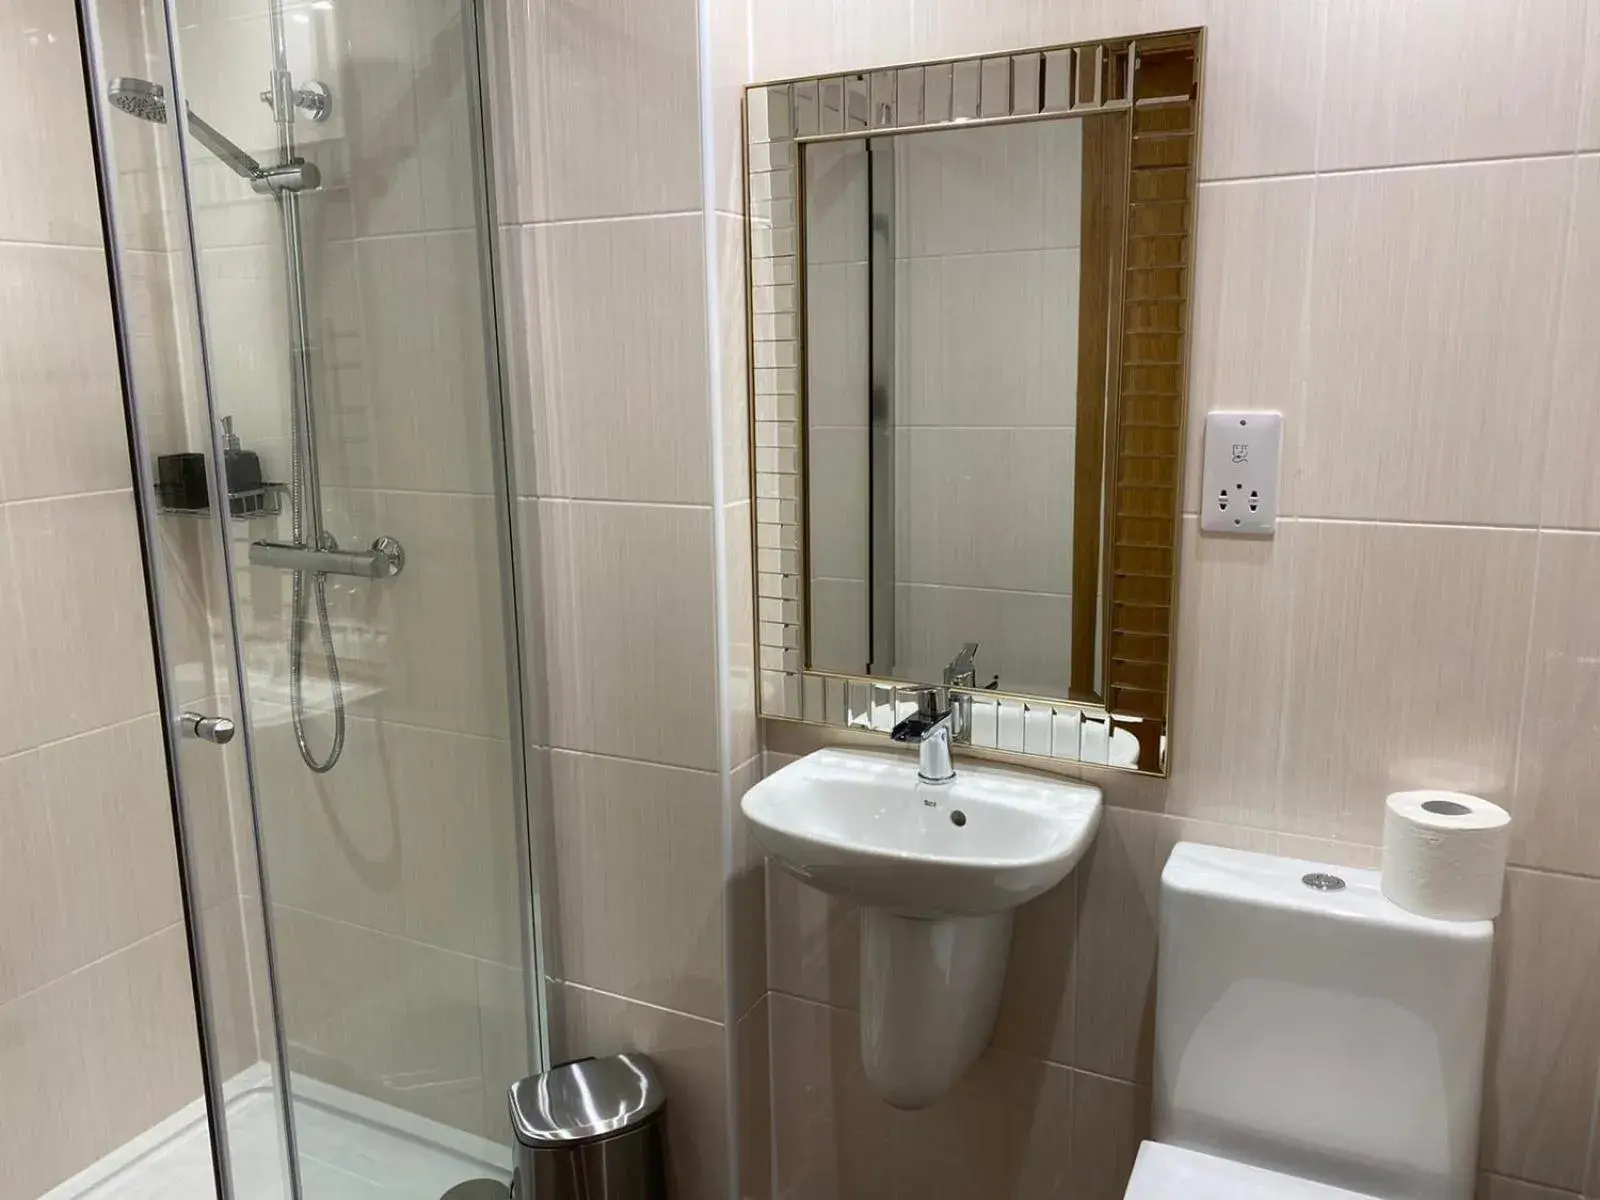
[[1200, 410, 1283, 536]]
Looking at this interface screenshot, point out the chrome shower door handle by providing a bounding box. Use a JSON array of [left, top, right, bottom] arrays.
[[181, 712, 237, 745]]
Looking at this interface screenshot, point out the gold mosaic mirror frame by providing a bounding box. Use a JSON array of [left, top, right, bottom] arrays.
[[744, 29, 1203, 776]]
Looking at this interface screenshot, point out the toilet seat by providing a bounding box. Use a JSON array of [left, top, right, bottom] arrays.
[[1124, 1142, 1386, 1200]]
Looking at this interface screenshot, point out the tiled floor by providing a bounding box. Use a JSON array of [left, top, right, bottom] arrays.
[[45, 1067, 512, 1200]]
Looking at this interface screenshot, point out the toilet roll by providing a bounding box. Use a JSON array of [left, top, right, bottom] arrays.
[[1381, 790, 1510, 921]]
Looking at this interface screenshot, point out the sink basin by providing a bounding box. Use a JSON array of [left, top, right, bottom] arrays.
[[742, 746, 1102, 916], [742, 747, 1103, 1107]]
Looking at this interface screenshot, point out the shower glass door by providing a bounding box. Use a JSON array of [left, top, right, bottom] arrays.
[[77, 0, 541, 1195]]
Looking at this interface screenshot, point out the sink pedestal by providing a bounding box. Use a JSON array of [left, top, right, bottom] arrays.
[[858, 907, 1014, 1109]]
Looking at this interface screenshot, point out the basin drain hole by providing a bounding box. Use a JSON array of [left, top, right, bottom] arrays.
[[950, 810, 967, 827]]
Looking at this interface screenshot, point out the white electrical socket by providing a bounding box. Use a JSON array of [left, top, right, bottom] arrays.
[[1200, 410, 1283, 536]]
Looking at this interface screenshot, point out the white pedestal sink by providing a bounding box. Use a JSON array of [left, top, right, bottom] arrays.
[[742, 747, 1102, 1108]]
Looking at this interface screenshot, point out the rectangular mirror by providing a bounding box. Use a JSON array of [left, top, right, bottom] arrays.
[[745, 30, 1203, 775]]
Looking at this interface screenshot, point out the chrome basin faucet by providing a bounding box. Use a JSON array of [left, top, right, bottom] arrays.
[[891, 688, 957, 785]]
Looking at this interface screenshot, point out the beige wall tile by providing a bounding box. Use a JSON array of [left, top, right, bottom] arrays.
[[1074, 809, 1274, 1082], [42, 718, 184, 970], [76, 926, 206, 1153], [1482, 869, 1600, 1191], [0, 750, 74, 1004], [538, 499, 720, 769], [990, 874, 1076, 1068], [1541, 155, 1600, 530], [737, 994, 773, 1200], [526, 217, 713, 504], [549, 749, 726, 1020], [346, 490, 512, 738], [1583, 12, 1600, 150], [201, 899, 260, 1081], [809, 576, 869, 676], [749, 0, 913, 84], [476, 959, 531, 1146], [767, 867, 860, 1009], [0, 974, 94, 1197], [1316, 0, 1588, 170], [710, 0, 750, 217], [488, 0, 702, 223], [718, 214, 752, 504], [0, 245, 130, 501], [0, 0, 102, 247], [894, 583, 1071, 698], [1301, 160, 1571, 525], [1164, 517, 1294, 827], [1070, 1070, 1152, 1200], [1512, 533, 1600, 876], [724, 502, 761, 769], [553, 982, 729, 1200], [805, 261, 870, 430], [1185, 178, 1314, 513], [729, 755, 768, 1021], [8, 493, 160, 748], [803, 141, 869, 268], [806, 425, 869, 581], [347, 231, 493, 494], [1279, 522, 1535, 845], [1199, 0, 1325, 180], [275, 907, 487, 1135]]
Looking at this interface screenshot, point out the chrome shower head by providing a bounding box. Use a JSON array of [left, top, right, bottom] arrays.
[[108, 77, 168, 124]]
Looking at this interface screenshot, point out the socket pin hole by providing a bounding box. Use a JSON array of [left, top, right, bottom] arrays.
[[950, 810, 967, 827], [1238, 418, 1247, 426]]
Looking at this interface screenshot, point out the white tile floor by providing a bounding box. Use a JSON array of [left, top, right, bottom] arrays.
[[44, 1066, 512, 1200]]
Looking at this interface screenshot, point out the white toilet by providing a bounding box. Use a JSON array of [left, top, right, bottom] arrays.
[[1124, 843, 1494, 1200]]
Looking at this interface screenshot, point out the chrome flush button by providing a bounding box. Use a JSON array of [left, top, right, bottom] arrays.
[[1302, 872, 1346, 892]]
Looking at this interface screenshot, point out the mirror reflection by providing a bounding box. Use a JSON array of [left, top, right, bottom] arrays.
[[803, 115, 1122, 701]]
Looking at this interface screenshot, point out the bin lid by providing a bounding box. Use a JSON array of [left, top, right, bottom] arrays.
[[509, 1054, 666, 1148]]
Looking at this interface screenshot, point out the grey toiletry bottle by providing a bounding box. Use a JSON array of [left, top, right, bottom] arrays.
[[221, 416, 264, 494]]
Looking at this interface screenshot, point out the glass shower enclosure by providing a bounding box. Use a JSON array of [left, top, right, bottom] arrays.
[[72, 0, 541, 1195]]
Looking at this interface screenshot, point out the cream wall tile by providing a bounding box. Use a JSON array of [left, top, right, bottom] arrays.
[[76, 926, 206, 1152], [1583, 10, 1600, 150], [1164, 517, 1295, 828], [1069, 1070, 1152, 1200], [896, 426, 1074, 594], [910, 0, 1035, 62], [1316, 0, 1587, 170], [1279, 522, 1534, 845], [42, 719, 184, 971], [0, 245, 131, 501], [491, 0, 702, 223], [1512, 533, 1600, 876], [990, 875, 1076, 1068], [348, 490, 512, 737], [553, 982, 729, 1200], [894, 583, 1070, 697], [476, 959, 531, 1145], [1185, 178, 1314, 513], [549, 749, 725, 1020], [749, 0, 914, 82], [528, 217, 713, 504], [766, 868, 859, 1008], [200, 900, 260, 1081], [1199, 0, 1325, 180], [1074, 809, 1274, 1082], [724, 503, 762, 768], [809, 576, 869, 676], [1481, 869, 1600, 1191], [9, 493, 160, 748], [1541, 155, 1600, 530], [0, 974, 94, 1197], [1302, 160, 1571, 525], [0, 750, 74, 1004], [806, 425, 869, 581], [538, 499, 720, 769], [737, 995, 773, 1200], [729, 755, 768, 1020], [347, 231, 493, 494], [805, 261, 870, 429], [275, 907, 487, 1134], [0, 0, 102, 246], [710, 0, 751, 216]]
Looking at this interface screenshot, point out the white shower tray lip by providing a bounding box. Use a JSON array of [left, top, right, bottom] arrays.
[[742, 746, 1101, 917]]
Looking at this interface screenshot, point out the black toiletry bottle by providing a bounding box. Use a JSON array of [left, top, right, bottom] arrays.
[[221, 416, 264, 496]]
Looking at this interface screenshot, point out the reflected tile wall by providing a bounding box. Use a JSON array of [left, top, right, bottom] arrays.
[[749, 2, 1600, 1199]]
